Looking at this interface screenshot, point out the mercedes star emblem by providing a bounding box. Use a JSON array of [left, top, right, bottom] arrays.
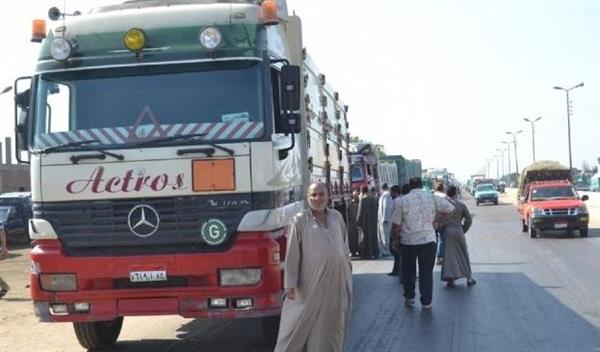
[[127, 204, 160, 238]]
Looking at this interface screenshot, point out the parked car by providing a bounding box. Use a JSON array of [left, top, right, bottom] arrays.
[[474, 183, 499, 206], [0, 192, 32, 243]]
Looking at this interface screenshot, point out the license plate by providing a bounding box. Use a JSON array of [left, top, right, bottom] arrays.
[[554, 223, 567, 229], [129, 270, 167, 283]]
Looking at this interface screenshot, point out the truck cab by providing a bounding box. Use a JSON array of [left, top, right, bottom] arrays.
[[518, 181, 589, 238]]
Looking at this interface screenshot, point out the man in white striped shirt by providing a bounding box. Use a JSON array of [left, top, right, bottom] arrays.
[[392, 177, 454, 309]]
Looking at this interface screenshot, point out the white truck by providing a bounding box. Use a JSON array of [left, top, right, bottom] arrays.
[[11, 0, 351, 349]]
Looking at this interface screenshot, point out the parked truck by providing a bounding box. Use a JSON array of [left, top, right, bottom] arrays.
[[350, 143, 379, 192], [11, 0, 351, 349], [517, 161, 589, 238]]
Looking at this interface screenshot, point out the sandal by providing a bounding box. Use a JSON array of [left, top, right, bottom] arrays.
[[467, 278, 477, 286]]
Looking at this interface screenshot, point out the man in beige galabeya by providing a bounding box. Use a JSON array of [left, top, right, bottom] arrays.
[[274, 182, 352, 352]]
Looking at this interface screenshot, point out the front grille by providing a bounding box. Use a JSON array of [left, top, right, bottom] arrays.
[[544, 208, 575, 216], [33, 194, 252, 256]]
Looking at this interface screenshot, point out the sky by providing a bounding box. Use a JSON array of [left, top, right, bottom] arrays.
[[0, 0, 598, 181]]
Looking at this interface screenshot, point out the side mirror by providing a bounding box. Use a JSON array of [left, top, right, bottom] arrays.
[[14, 77, 32, 164], [280, 65, 300, 111], [581, 195, 589, 201], [15, 89, 31, 109], [280, 65, 301, 134]]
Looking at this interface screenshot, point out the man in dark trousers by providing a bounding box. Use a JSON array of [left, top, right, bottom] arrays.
[[357, 186, 379, 259], [392, 177, 454, 309]]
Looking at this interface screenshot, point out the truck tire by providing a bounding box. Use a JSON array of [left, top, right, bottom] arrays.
[[580, 228, 588, 237], [521, 220, 528, 233], [261, 315, 280, 347], [528, 219, 538, 238], [73, 317, 123, 350]]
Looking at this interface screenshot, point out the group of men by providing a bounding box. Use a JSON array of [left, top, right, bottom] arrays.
[[275, 178, 457, 351], [348, 184, 397, 261], [349, 178, 456, 305]]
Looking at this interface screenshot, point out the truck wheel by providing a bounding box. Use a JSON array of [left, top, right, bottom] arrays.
[[580, 228, 588, 237], [528, 220, 538, 238], [261, 315, 280, 347], [73, 317, 123, 350], [521, 220, 528, 233]]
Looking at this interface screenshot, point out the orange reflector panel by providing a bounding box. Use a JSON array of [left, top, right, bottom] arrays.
[[31, 19, 46, 43], [261, 0, 279, 25], [193, 159, 236, 192]]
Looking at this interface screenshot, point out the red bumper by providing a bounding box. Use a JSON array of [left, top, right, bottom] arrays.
[[30, 232, 283, 322]]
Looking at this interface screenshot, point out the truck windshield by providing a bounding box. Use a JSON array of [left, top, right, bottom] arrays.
[[531, 186, 577, 200], [351, 165, 365, 182], [32, 61, 266, 150]]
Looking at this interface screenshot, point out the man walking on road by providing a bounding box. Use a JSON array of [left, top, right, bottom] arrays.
[[392, 177, 454, 309], [433, 182, 448, 265], [387, 185, 403, 276], [377, 183, 394, 257]]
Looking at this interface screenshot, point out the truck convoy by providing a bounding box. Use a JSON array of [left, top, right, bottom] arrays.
[[517, 161, 589, 238], [11, 0, 352, 349], [350, 148, 422, 193]]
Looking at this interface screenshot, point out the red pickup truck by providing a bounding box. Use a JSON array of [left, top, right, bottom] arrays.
[[517, 162, 589, 238]]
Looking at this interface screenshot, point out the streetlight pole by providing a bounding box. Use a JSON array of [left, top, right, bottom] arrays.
[[506, 130, 522, 174], [554, 82, 584, 176], [523, 116, 542, 163], [486, 158, 493, 178], [497, 148, 506, 178], [502, 141, 512, 176], [494, 154, 500, 180]]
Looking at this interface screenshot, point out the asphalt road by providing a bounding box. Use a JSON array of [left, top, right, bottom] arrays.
[[1, 192, 599, 352]]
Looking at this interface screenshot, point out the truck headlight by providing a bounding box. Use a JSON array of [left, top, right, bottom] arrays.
[[219, 268, 262, 287], [50, 37, 72, 61], [198, 26, 221, 50], [40, 274, 77, 291], [532, 208, 545, 217]]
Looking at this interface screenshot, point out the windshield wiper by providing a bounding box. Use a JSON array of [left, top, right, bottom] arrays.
[[39, 139, 124, 163], [41, 139, 100, 154], [130, 133, 208, 148], [70, 149, 125, 164], [131, 133, 235, 156]]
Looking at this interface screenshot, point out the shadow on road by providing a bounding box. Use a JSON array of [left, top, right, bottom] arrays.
[[107, 318, 272, 352], [345, 272, 600, 352]]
